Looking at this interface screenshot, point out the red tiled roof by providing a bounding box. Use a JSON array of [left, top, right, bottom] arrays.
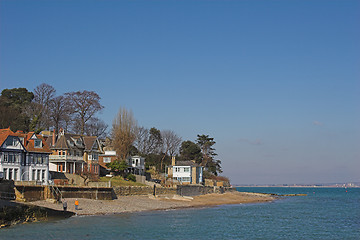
[[24, 134, 52, 153], [0, 128, 14, 147], [0, 128, 51, 153]]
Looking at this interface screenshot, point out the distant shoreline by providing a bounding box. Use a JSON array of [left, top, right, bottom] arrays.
[[235, 185, 360, 188]]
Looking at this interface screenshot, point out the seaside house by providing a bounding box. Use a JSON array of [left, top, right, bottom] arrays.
[[83, 136, 102, 176], [98, 150, 117, 175], [126, 155, 145, 175], [98, 152, 146, 176], [0, 128, 51, 183], [47, 129, 86, 174], [167, 157, 203, 185]]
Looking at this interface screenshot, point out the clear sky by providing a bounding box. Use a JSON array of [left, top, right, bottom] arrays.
[[1, 0, 359, 185]]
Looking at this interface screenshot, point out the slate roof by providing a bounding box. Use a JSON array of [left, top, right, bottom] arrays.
[[53, 135, 69, 149], [174, 160, 200, 167], [83, 136, 98, 151], [52, 133, 85, 150]]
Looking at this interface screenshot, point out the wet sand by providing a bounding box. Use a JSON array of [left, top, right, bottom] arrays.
[[27, 192, 276, 216]]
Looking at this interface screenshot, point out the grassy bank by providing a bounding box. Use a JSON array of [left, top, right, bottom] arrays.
[[98, 176, 146, 187]]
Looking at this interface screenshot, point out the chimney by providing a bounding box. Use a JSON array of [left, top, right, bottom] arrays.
[[172, 156, 176, 166], [52, 129, 56, 147]]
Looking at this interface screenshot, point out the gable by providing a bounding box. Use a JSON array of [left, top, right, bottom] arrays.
[[1, 135, 26, 151], [30, 133, 38, 140], [91, 139, 101, 151]]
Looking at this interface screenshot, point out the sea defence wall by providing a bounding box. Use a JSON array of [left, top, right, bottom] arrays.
[[113, 186, 177, 196], [13, 184, 237, 201], [177, 185, 236, 196], [54, 186, 113, 200], [0, 180, 16, 200], [14, 185, 113, 201]]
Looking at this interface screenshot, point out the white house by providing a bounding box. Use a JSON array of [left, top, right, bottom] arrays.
[[127, 155, 145, 175], [0, 128, 51, 183], [168, 157, 203, 184]]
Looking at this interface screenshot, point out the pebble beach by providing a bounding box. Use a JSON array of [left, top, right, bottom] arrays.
[[27, 192, 276, 216]]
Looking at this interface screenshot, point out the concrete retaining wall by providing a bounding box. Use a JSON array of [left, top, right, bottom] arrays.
[[55, 186, 113, 200], [14, 185, 114, 201], [0, 179, 15, 200], [15, 185, 46, 201]]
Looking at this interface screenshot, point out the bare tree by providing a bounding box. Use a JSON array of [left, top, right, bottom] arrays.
[[134, 126, 149, 154], [161, 130, 182, 157], [111, 107, 137, 160], [48, 95, 73, 134], [134, 127, 163, 155], [34, 83, 56, 107], [65, 90, 104, 135], [84, 117, 108, 138], [26, 83, 56, 132], [159, 130, 182, 171]]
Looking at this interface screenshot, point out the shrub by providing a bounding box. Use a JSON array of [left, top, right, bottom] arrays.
[[126, 174, 136, 182]]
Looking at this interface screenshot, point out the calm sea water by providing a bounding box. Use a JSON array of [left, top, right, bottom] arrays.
[[1, 187, 359, 239]]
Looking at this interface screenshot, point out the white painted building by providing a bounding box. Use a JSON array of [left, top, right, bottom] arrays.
[[127, 155, 145, 175], [0, 128, 51, 183], [168, 158, 203, 184]]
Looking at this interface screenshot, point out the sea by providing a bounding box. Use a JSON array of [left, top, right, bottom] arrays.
[[0, 187, 359, 240]]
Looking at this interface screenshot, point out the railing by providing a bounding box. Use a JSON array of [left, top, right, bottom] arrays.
[[50, 185, 63, 202], [0, 160, 22, 164], [49, 155, 84, 161]]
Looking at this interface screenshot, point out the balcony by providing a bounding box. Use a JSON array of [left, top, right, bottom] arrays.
[[49, 155, 84, 162]]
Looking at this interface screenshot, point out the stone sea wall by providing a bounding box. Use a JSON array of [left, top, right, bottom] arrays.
[[177, 185, 237, 196], [113, 186, 177, 196]]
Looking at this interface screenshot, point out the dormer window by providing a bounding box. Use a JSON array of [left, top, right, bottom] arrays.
[[6, 137, 17, 146], [34, 139, 42, 148]]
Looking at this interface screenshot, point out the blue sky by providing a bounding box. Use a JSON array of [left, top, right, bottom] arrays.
[[1, 0, 359, 184]]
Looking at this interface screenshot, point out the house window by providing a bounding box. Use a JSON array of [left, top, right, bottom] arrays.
[[6, 137, 17, 146], [37, 170, 40, 181], [42, 170, 45, 180], [14, 169, 18, 181], [3, 153, 8, 162], [8, 153, 14, 163], [34, 139, 42, 148], [32, 169, 36, 180], [9, 169, 13, 180], [184, 167, 190, 172], [182, 177, 190, 182], [103, 157, 111, 163], [3, 168, 7, 179]]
